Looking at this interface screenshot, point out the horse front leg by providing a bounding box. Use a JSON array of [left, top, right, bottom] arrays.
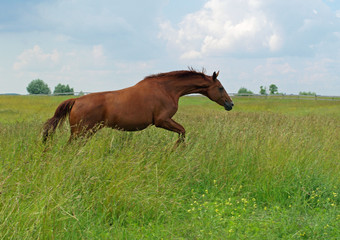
[[154, 118, 186, 145]]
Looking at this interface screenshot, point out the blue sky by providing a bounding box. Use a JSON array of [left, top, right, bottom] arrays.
[[1, 0, 340, 95]]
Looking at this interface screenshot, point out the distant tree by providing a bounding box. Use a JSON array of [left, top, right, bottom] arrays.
[[259, 86, 267, 95], [53, 83, 74, 95], [269, 84, 278, 94], [26, 79, 51, 95], [299, 91, 316, 96], [237, 87, 253, 96]]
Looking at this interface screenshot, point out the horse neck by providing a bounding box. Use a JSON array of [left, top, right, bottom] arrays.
[[162, 76, 209, 100]]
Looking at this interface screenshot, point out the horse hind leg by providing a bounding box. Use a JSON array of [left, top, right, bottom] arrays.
[[68, 122, 105, 143], [68, 125, 83, 143]]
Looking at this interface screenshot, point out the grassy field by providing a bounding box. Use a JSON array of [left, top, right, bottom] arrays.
[[0, 95, 339, 239]]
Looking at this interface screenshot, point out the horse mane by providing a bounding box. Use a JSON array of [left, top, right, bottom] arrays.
[[144, 67, 208, 81]]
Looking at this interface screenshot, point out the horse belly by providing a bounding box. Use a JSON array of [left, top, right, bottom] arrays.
[[112, 122, 150, 131], [106, 114, 152, 131], [105, 106, 153, 131]]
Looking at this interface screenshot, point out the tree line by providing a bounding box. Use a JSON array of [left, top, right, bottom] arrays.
[[238, 84, 317, 96], [238, 84, 278, 95], [26, 79, 74, 95]]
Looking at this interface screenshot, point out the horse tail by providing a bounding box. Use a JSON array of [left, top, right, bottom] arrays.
[[43, 98, 76, 143]]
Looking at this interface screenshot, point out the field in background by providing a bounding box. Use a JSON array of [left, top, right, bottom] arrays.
[[0, 95, 339, 239]]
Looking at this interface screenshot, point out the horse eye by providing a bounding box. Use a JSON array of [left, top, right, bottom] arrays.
[[219, 87, 224, 92]]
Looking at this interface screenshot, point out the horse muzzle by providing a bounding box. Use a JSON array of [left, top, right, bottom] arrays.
[[224, 101, 234, 111]]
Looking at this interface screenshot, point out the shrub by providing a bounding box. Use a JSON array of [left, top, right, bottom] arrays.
[[53, 83, 74, 95], [237, 87, 253, 96], [299, 91, 316, 96], [26, 79, 51, 95]]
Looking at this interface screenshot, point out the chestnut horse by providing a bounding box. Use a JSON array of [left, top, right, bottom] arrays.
[[43, 69, 233, 143]]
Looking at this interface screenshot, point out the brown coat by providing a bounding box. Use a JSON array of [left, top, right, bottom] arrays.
[[43, 70, 233, 143]]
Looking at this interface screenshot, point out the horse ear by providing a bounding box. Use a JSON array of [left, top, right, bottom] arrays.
[[212, 71, 219, 81]]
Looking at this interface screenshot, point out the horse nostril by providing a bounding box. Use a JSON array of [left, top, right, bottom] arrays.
[[224, 101, 233, 111]]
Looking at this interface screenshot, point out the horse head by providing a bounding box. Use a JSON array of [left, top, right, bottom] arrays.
[[203, 71, 234, 111]]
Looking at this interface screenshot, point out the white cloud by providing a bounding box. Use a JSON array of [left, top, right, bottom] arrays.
[[268, 33, 283, 52], [254, 58, 296, 77], [92, 45, 104, 59], [159, 0, 339, 60], [301, 58, 335, 84], [13, 45, 60, 70], [180, 50, 202, 60], [13, 44, 109, 73], [336, 10, 340, 18], [92, 45, 106, 66], [160, 0, 282, 59]]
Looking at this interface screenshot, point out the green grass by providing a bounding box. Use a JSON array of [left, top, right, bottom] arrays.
[[0, 95, 339, 239]]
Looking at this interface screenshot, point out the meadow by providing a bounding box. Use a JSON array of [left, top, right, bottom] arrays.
[[0, 95, 339, 239]]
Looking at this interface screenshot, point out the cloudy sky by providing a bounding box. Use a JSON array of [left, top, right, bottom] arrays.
[[1, 0, 340, 95]]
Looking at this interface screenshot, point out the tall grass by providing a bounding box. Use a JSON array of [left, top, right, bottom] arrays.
[[0, 95, 339, 239]]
